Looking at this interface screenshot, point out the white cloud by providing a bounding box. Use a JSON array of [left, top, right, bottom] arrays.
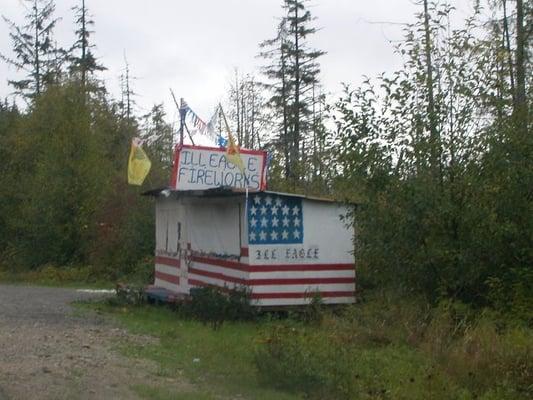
[[0, 0, 474, 123]]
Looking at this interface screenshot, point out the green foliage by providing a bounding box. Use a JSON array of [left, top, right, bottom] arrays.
[[255, 293, 533, 400], [181, 286, 257, 329], [0, 263, 105, 287], [331, 2, 532, 318], [83, 290, 533, 400], [0, 84, 109, 267], [113, 283, 146, 306], [1, 0, 63, 98], [83, 302, 299, 400], [69, 0, 106, 87], [0, 80, 169, 281], [299, 291, 325, 325], [259, 0, 326, 184], [0, 0, 177, 282]]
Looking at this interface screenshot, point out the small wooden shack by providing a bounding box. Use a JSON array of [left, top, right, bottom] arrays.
[[145, 187, 356, 306]]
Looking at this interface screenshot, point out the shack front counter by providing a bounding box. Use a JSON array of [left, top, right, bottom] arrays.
[[146, 188, 356, 307]]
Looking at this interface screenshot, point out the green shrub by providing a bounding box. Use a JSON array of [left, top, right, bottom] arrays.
[[254, 322, 461, 399], [181, 286, 257, 329], [442, 319, 533, 398], [0, 263, 97, 285], [113, 283, 146, 306], [300, 291, 325, 325], [116, 256, 154, 285], [226, 286, 258, 321], [254, 293, 533, 399]]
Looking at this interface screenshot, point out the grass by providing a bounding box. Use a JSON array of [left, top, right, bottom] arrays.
[[0, 265, 112, 288], [80, 291, 533, 400], [255, 293, 533, 400], [0, 263, 148, 289], [83, 301, 302, 400], [132, 384, 215, 400]]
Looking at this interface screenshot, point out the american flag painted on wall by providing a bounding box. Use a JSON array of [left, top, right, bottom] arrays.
[[248, 193, 303, 245]]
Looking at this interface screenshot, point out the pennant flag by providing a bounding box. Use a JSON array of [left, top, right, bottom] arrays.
[[175, 98, 221, 141], [128, 138, 151, 185], [216, 133, 228, 148], [206, 106, 219, 137], [219, 105, 245, 173], [179, 98, 189, 121], [226, 130, 245, 173]]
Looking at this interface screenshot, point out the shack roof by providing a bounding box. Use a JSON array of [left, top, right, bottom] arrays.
[[142, 186, 351, 204]]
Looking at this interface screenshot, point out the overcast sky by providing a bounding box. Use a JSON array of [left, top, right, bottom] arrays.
[[1, 0, 477, 123]]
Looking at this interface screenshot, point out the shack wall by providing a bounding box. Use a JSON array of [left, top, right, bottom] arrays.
[[152, 194, 356, 306], [183, 196, 248, 290], [247, 199, 356, 306], [154, 197, 185, 293]]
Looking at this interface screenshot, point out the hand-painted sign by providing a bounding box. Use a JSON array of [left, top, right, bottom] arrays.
[[170, 144, 267, 191]]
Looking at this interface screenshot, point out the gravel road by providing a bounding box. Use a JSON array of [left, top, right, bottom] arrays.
[[0, 284, 190, 400]]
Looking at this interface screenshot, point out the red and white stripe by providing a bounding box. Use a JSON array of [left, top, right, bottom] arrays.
[[154, 247, 356, 306], [154, 256, 180, 292], [187, 248, 355, 306]]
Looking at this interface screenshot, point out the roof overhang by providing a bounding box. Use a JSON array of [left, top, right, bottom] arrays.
[[142, 187, 355, 205]]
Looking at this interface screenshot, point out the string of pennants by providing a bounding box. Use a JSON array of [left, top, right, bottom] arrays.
[[173, 96, 270, 186], [179, 99, 227, 145]]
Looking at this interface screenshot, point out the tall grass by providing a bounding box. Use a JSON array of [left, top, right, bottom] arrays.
[[84, 290, 532, 399], [87, 302, 300, 400], [255, 291, 533, 399]]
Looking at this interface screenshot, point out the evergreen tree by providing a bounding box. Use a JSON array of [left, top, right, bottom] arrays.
[[1, 0, 63, 99], [260, 0, 325, 185], [285, 0, 325, 181], [69, 0, 105, 89], [119, 55, 136, 122], [259, 18, 291, 178]]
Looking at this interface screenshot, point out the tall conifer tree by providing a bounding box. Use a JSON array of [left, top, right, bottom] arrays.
[[1, 0, 62, 99], [69, 0, 105, 89], [260, 0, 325, 184]]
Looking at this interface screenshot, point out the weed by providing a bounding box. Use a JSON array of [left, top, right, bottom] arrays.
[[83, 290, 533, 400], [114, 283, 146, 306], [180, 286, 257, 329], [254, 291, 533, 399], [132, 384, 214, 400], [94, 303, 301, 400]]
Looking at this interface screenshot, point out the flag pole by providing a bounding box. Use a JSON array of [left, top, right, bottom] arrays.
[[170, 89, 192, 146], [219, 103, 251, 218], [219, 103, 232, 138]]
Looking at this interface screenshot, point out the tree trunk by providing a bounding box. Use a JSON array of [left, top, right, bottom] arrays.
[[280, 41, 290, 179], [502, 0, 516, 105], [423, 0, 440, 178], [81, 0, 87, 88], [250, 79, 256, 148], [34, 1, 41, 96], [234, 70, 241, 143], [514, 0, 528, 134], [292, 1, 301, 182]]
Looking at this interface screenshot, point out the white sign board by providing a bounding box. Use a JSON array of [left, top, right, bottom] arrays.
[[170, 145, 267, 191]]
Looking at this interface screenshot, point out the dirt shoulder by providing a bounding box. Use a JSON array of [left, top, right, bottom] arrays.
[[0, 284, 192, 400]]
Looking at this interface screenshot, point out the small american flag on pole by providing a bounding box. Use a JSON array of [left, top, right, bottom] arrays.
[[248, 193, 303, 245]]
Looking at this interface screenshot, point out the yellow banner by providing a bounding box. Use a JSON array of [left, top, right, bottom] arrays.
[[128, 138, 151, 185]]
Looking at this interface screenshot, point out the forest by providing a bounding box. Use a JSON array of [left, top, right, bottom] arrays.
[[0, 0, 531, 325]]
